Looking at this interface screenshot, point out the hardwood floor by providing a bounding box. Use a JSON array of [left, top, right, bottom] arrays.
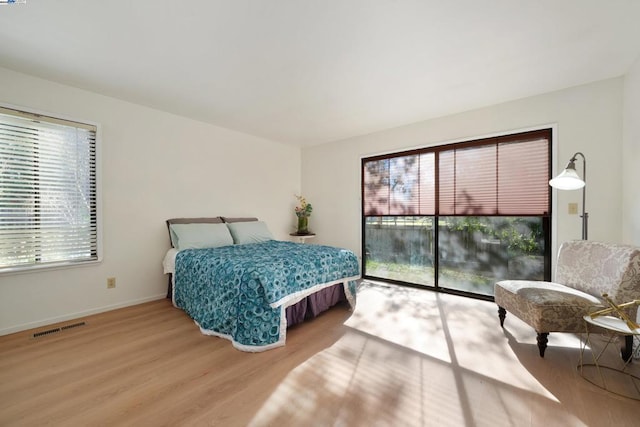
[[1, 281, 639, 426]]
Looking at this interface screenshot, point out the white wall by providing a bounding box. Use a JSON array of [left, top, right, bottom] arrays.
[[302, 78, 624, 260], [623, 57, 640, 245], [2, 67, 633, 335], [0, 67, 301, 335]]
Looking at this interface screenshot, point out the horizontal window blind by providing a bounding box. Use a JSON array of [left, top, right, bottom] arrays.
[[363, 153, 435, 215], [0, 106, 98, 271], [362, 129, 551, 216]]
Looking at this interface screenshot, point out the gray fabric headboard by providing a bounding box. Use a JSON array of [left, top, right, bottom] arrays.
[[221, 217, 258, 223], [166, 217, 224, 227]]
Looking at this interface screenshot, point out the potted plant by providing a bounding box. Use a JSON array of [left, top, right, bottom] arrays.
[[294, 195, 313, 234]]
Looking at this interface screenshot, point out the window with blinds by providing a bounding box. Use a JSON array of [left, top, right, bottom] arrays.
[[0, 106, 99, 272], [363, 129, 551, 217]]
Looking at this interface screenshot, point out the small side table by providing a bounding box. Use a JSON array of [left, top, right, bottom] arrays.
[[578, 315, 640, 400], [289, 232, 316, 244]]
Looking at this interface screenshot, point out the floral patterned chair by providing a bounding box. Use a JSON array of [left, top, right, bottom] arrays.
[[494, 240, 640, 358]]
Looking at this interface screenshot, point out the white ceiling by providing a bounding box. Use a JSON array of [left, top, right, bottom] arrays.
[[1, 1, 640, 146]]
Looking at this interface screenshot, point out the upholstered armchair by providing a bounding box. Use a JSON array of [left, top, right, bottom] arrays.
[[494, 240, 640, 358]]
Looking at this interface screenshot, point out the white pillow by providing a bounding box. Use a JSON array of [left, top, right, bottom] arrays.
[[170, 223, 234, 250], [226, 221, 274, 244]]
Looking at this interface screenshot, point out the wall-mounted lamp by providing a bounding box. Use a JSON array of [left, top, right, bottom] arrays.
[[549, 152, 587, 240]]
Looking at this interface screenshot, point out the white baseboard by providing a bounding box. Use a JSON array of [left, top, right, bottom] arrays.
[[0, 294, 167, 336]]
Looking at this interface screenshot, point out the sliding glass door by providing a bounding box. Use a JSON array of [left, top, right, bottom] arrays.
[[361, 129, 552, 299]]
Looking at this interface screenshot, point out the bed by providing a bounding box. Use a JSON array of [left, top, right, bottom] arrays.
[[162, 217, 360, 352]]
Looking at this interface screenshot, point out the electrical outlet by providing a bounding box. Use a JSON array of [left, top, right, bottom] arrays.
[[568, 203, 578, 215], [107, 277, 116, 289]]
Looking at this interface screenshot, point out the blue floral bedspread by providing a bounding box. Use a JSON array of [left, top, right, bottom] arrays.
[[173, 240, 360, 351]]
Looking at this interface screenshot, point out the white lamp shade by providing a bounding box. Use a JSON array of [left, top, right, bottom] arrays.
[[549, 168, 585, 190]]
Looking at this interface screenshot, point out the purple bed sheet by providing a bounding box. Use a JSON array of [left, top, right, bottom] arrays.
[[286, 283, 347, 327]]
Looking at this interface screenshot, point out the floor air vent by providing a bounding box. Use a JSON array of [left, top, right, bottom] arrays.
[[32, 321, 87, 339], [60, 322, 86, 331]]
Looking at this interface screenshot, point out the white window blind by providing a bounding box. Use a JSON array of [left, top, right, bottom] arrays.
[[0, 106, 99, 272]]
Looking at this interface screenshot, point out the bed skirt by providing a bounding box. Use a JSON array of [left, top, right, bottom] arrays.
[[167, 274, 346, 328], [286, 282, 346, 327]]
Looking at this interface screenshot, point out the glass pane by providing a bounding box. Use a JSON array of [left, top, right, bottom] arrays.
[[419, 153, 435, 215], [438, 145, 498, 215], [438, 150, 456, 214], [363, 158, 390, 215], [453, 145, 497, 214], [363, 153, 436, 216], [497, 139, 549, 215], [364, 216, 435, 286], [438, 216, 545, 296], [389, 156, 419, 215]]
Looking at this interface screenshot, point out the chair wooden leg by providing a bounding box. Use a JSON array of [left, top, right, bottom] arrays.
[[498, 306, 506, 327], [621, 335, 633, 362], [536, 332, 549, 357]]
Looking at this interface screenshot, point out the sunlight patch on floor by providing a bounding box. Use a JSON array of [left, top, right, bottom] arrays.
[[249, 330, 460, 426], [249, 281, 595, 426], [249, 329, 582, 426], [344, 281, 452, 362], [350, 282, 576, 402]]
